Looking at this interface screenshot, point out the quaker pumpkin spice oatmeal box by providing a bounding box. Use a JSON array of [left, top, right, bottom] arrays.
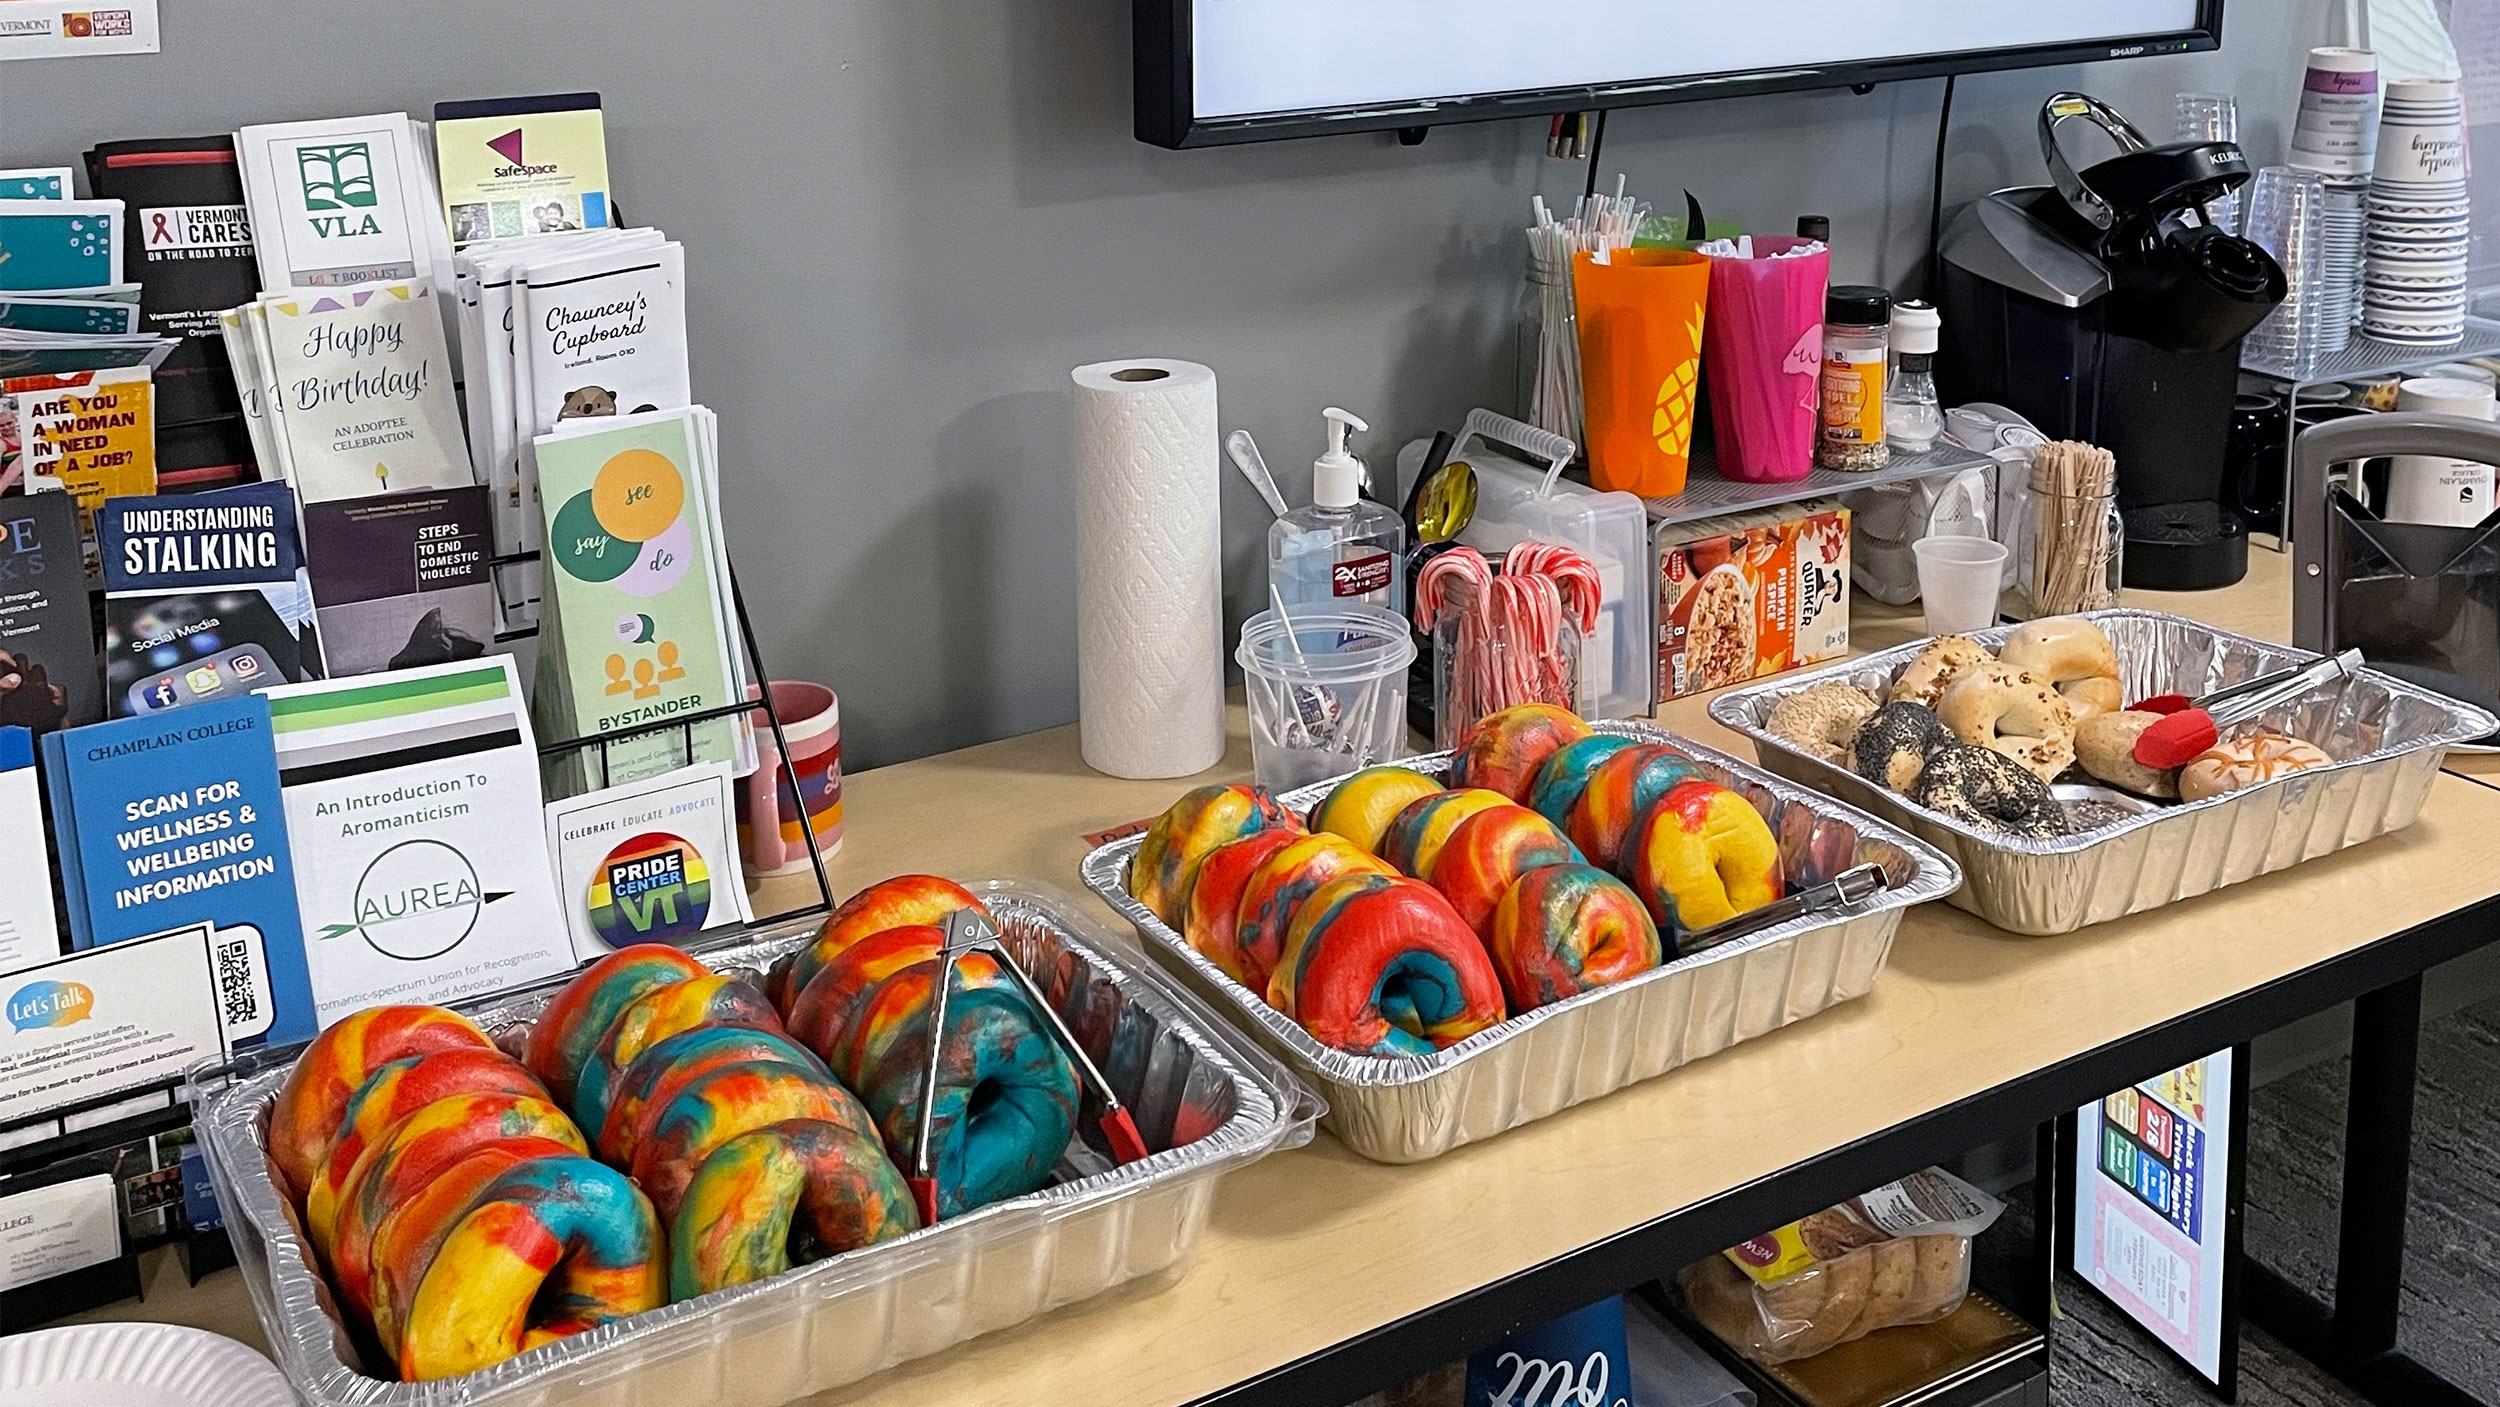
[[1655, 499, 1849, 701]]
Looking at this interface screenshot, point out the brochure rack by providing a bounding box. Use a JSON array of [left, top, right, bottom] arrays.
[[0, 547, 829, 1323]]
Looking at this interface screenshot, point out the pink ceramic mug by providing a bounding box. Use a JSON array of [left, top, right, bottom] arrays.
[[739, 681, 844, 877]]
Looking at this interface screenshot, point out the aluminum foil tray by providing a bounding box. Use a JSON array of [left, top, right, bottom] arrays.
[[1080, 723, 1960, 1164], [188, 878, 1317, 1407], [1709, 610, 2500, 935]]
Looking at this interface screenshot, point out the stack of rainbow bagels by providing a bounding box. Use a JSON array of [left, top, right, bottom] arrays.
[[265, 875, 1080, 1382], [1127, 703, 1785, 1056]]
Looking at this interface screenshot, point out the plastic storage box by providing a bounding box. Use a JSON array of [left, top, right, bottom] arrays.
[[1398, 408, 1654, 720]]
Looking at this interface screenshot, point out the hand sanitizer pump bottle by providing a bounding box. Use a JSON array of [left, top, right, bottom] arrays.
[[1266, 407, 1406, 623]]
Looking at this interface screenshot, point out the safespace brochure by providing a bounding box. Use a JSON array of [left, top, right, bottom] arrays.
[[434, 94, 613, 247], [266, 656, 571, 1023]]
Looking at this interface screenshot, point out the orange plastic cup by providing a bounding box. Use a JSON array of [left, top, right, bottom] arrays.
[[1573, 248, 1712, 498]]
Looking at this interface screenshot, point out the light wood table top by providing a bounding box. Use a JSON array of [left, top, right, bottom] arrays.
[[69, 546, 2500, 1407]]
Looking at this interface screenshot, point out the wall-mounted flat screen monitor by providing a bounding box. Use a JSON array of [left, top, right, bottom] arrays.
[[1136, 1, 2224, 148]]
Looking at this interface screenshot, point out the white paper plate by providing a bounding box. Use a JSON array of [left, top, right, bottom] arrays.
[[0, 1324, 293, 1407]]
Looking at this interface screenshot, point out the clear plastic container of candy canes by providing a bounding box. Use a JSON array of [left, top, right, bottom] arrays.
[[1418, 542, 1603, 749]]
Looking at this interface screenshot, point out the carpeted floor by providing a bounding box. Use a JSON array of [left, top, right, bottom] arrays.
[[2241, 994, 2500, 1402]]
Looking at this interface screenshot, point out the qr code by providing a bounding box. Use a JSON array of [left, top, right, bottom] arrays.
[[216, 936, 262, 1030]]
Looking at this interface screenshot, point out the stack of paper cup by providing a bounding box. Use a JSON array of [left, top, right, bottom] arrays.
[[2386, 376, 2497, 526], [2291, 48, 2381, 178], [2364, 78, 2471, 347]]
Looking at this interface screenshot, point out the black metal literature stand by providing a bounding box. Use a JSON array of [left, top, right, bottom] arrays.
[[0, 548, 830, 1326]]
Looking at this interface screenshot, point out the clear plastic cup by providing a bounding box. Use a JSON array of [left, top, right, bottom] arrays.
[[1912, 535, 2009, 636], [1236, 603, 1416, 790]]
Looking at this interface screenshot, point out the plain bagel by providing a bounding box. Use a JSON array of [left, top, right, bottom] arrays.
[[1888, 636, 1994, 709], [2073, 710, 2178, 798], [1937, 662, 2077, 783], [1999, 617, 2123, 720]]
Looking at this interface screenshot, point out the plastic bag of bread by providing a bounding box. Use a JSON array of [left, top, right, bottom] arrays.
[[1678, 1167, 2004, 1364]]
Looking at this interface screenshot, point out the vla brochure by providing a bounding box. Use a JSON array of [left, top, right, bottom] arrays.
[[36, 692, 316, 1044], [302, 485, 495, 677], [543, 760, 749, 961], [97, 481, 323, 718], [434, 94, 614, 247], [534, 407, 744, 786], [0, 727, 61, 976], [234, 114, 434, 291], [266, 656, 571, 1025]]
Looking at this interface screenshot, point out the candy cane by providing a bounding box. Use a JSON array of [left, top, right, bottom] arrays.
[[1504, 542, 1602, 633], [1416, 542, 1602, 737]]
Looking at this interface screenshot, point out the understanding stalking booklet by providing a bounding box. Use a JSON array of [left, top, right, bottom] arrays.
[[98, 481, 323, 717]]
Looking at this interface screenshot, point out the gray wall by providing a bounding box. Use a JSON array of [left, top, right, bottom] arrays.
[[2, 0, 2327, 766]]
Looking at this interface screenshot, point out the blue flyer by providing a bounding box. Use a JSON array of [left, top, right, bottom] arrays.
[[39, 694, 315, 1043]]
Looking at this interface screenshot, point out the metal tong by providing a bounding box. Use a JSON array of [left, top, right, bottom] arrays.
[[1677, 862, 1892, 958], [908, 907, 1150, 1224], [2129, 648, 2363, 769]]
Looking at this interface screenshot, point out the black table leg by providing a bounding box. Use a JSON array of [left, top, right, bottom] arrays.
[[2334, 973, 2423, 1361]]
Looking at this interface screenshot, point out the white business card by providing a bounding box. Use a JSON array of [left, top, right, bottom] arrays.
[[0, 1173, 118, 1292]]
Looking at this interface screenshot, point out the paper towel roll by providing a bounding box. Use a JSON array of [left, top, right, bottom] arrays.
[[1071, 358, 1227, 779]]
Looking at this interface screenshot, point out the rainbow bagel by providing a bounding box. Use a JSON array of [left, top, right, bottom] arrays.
[[1427, 803, 1583, 934], [524, 945, 708, 1104], [1488, 864, 1664, 1010], [366, 1136, 584, 1360], [395, 1153, 665, 1381], [573, 974, 785, 1135], [1128, 783, 1301, 925], [667, 1117, 919, 1301], [1269, 873, 1507, 1056], [766, 875, 991, 1013], [326, 1093, 589, 1319], [801, 933, 1080, 1220], [1526, 734, 1642, 831], [1180, 830, 1303, 984], [1229, 834, 1396, 991], [1378, 787, 1512, 879], [304, 1049, 547, 1257], [629, 1061, 882, 1223], [596, 1025, 830, 1166], [1450, 703, 1593, 801], [1309, 766, 1444, 855], [269, 1006, 495, 1199], [784, 924, 952, 1057], [1624, 780, 1785, 941], [1565, 744, 1704, 871]]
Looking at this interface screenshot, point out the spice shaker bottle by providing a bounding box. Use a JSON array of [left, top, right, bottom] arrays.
[[1818, 286, 1892, 470]]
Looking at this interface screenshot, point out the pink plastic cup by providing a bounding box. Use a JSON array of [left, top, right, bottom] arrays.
[[1703, 236, 1831, 483]]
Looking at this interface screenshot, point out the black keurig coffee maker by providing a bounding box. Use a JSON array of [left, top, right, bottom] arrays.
[[1941, 93, 2287, 589]]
